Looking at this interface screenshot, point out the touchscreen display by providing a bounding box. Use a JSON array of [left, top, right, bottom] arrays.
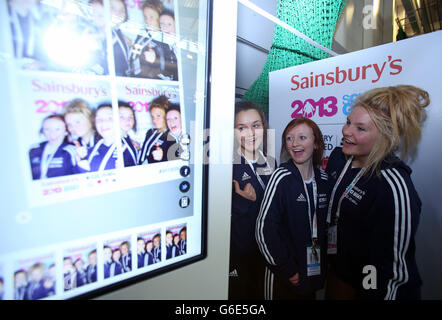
[[0, 0, 210, 300]]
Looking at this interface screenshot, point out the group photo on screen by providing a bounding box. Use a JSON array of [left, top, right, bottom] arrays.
[[103, 237, 132, 279], [6, 0, 178, 79], [63, 245, 97, 292], [110, 0, 179, 80], [137, 230, 162, 269], [165, 224, 186, 260], [13, 255, 56, 300], [28, 94, 183, 180]]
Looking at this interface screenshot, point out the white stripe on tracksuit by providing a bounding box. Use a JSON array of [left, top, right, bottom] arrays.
[[255, 168, 291, 266], [264, 266, 274, 300], [381, 168, 411, 300]]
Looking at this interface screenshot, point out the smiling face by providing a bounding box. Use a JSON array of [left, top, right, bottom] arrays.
[[103, 247, 112, 262], [112, 250, 121, 262], [150, 107, 166, 131], [119, 107, 135, 135], [234, 109, 264, 158], [166, 233, 172, 245], [143, 7, 160, 30], [284, 123, 316, 167], [95, 107, 114, 142], [64, 112, 92, 139], [42, 117, 67, 145], [342, 105, 378, 168], [166, 110, 181, 137], [160, 14, 175, 35]]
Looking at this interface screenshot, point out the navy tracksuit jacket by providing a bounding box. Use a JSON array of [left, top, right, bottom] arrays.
[[256, 160, 329, 296], [326, 147, 422, 300]]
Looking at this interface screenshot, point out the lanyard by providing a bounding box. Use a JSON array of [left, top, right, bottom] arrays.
[[40, 143, 62, 179], [113, 29, 129, 59], [326, 157, 366, 224], [122, 137, 137, 164], [303, 168, 318, 244], [88, 140, 117, 171], [240, 149, 271, 191]]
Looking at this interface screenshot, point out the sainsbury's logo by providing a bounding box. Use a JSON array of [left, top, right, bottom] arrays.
[[290, 55, 403, 91]]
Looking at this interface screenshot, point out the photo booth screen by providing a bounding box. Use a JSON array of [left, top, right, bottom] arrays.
[[0, 0, 210, 300]]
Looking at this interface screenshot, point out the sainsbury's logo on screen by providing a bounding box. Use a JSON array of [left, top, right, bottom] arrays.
[[290, 55, 403, 91], [32, 79, 108, 98]]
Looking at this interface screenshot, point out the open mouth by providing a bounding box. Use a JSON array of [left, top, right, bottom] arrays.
[[343, 138, 356, 145]]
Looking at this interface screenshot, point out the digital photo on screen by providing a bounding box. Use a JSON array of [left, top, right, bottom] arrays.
[[13, 253, 56, 300], [165, 223, 186, 260], [110, 0, 179, 80], [63, 244, 97, 292], [137, 229, 162, 269], [103, 236, 132, 279]]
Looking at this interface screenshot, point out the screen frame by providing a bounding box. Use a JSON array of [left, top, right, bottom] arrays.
[[70, 0, 214, 300]]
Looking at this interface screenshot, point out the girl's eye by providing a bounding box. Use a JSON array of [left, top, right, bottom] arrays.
[[358, 127, 366, 131]]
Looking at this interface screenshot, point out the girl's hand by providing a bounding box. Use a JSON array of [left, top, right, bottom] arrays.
[[289, 273, 300, 286], [233, 180, 256, 201], [152, 143, 163, 161], [73, 140, 87, 161], [143, 44, 156, 64]]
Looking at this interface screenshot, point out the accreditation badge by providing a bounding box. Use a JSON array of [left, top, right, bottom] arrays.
[[327, 225, 337, 254], [307, 246, 321, 276]]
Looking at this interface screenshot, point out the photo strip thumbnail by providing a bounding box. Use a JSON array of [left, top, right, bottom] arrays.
[[103, 236, 132, 279], [165, 223, 186, 260], [137, 229, 161, 269], [13, 253, 56, 300], [63, 244, 97, 292]]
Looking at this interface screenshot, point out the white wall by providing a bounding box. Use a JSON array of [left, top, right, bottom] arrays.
[[95, 0, 237, 300]]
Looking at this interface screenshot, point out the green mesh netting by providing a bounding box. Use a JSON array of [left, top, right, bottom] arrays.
[[242, 0, 347, 113]]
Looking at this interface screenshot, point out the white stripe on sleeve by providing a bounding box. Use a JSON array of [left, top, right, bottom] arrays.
[[256, 168, 291, 266], [381, 168, 411, 300]]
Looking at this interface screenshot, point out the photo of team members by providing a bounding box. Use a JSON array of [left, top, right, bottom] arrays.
[[110, 0, 179, 80], [29, 114, 77, 180], [27, 91, 184, 181], [27, 98, 115, 179], [13, 256, 56, 300], [119, 101, 139, 167], [103, 237, 132, 279], [137, 229, 161, 268], [165, 224, 186, 260], [7, 0, 109, 75], [138, 95, 183, 164], [63, 245, 97, 292]]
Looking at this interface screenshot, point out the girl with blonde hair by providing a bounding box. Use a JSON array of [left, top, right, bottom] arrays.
[[325, 85, 430, 300]]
